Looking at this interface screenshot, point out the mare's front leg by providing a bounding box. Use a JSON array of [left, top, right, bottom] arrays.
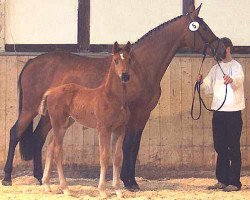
[[111, 126, 126, 198], [98, 127, 112, 198], [121, 112, 150, 191]]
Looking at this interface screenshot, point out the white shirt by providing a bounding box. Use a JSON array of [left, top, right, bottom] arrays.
[[202, 59, 245, 111]]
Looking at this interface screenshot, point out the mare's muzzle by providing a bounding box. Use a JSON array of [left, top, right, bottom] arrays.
[[214, 49, 226, 61], [221, 50, 227, 59], [121, 72, 130, 82]]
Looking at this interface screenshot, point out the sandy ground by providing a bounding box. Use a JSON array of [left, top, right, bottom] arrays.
[[0, 166, 250, 200]]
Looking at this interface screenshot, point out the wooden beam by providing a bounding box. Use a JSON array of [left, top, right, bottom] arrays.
[[78, 0, 90, 52], [5, 44, 78, 52], [183, 0, 195, 15]]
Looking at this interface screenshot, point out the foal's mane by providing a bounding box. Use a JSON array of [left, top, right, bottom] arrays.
[[132, 14, 185, 47]]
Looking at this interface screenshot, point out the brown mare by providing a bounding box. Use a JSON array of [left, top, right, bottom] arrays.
[[2, 5, 226, 191], [38, 42, 131, 197]]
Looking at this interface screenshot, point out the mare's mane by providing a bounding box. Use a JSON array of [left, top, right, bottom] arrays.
[[132, 15, 184, 47]]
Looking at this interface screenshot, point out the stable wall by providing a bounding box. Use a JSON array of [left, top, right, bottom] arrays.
[[0, 54, 249, 169]]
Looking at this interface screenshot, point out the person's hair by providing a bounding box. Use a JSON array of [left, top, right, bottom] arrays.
[[221, 37, 233, 53]]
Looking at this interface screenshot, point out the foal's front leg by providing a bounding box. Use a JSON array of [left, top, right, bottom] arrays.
[[112, 126, 126, 198], [98, 127, 111, 198]]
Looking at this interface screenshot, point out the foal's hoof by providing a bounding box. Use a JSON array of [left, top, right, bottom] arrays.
[[62, 188, 71, 196], [125, 184, 140, 192], [99, 191, 108, 199], [2, 179, 12, 186], [115, 190, 123, 198], [44, 184, 52, 193]]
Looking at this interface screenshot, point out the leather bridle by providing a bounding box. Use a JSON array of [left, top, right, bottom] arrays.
[[188, 15, 228, 120]]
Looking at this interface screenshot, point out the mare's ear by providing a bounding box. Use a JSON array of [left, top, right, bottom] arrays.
[[190, 3, 202, 19], [124, 41, 131, 53], [113, 41, 120, 54]]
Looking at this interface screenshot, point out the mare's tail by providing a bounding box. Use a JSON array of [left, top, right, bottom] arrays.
[[18, 59, 35, 161]]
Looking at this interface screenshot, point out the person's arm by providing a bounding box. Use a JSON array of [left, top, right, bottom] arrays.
[[200, 67, 215, 94], [229, 63, 244, 90]]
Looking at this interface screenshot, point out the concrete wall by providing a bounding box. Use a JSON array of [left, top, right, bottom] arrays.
[[195, 0, 250, 46], [0, 1, 249, 46], [90, 0, 182, 44], [5, 0, 78, 44]]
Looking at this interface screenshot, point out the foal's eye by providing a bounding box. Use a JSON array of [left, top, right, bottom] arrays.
[[114, 59, 119, 65]]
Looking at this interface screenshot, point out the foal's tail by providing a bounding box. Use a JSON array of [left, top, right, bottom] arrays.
[[39, 90, 51, 116]]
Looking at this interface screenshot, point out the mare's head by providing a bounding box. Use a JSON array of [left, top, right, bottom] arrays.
[[112, 41, 132, 83], [182, 4, 226, 60]]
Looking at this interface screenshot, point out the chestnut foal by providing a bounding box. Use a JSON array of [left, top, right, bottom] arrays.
[[39, 42, 131, 198]]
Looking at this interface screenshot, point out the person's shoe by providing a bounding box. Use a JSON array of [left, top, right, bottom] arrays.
[[207, 182, 227, 190], [223, 185, 241, 192]]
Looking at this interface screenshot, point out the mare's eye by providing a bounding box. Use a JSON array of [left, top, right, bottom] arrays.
[[114, 59, 119, 65]]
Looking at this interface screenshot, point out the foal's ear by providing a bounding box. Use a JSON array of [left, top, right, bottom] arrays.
[[113, 41, 120, 54], [124, 41, 131, 53], [191, 4, 202, 18]]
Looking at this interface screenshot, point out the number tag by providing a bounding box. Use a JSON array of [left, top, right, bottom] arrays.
[[189, 21, 200, 32]]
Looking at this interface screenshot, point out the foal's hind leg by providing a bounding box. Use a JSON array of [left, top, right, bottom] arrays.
[[2, 111, 36, 186], [112, 126, 126, 198], [42, 136, 55, 192], [98, 127, 112, 198], [36, 116, 74, 187], [53, 127, 70, 195]]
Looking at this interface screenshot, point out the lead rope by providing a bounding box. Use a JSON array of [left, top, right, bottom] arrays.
[[191, 41, 228, 120]]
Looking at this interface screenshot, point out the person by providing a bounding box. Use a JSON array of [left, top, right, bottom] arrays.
[[197, 37, 245, 192]]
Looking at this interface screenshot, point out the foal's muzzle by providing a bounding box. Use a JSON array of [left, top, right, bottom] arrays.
[[121, 72, 130, 82]]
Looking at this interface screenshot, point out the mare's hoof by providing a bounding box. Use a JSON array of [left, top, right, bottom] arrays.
[[37, 179, 42, 185], [125, 184, 140, 192], [2, 179, 12, 186]]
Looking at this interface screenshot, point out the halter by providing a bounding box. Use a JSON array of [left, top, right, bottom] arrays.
[[187, 15, 228, 120]]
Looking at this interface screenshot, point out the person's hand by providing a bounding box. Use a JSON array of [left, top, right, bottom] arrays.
[[223, 75, 233, 85], [197, 74, 203, 84]]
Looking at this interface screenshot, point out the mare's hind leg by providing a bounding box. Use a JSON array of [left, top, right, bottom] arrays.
[[33, 113, 52, 185], [2, 111, 36, 186], [111, 126, 126, 198], [42, 136, 55, 192], [98, 127, 111, 198]]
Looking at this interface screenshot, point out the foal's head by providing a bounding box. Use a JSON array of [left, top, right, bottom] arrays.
[[112, 41, 132, 83]]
